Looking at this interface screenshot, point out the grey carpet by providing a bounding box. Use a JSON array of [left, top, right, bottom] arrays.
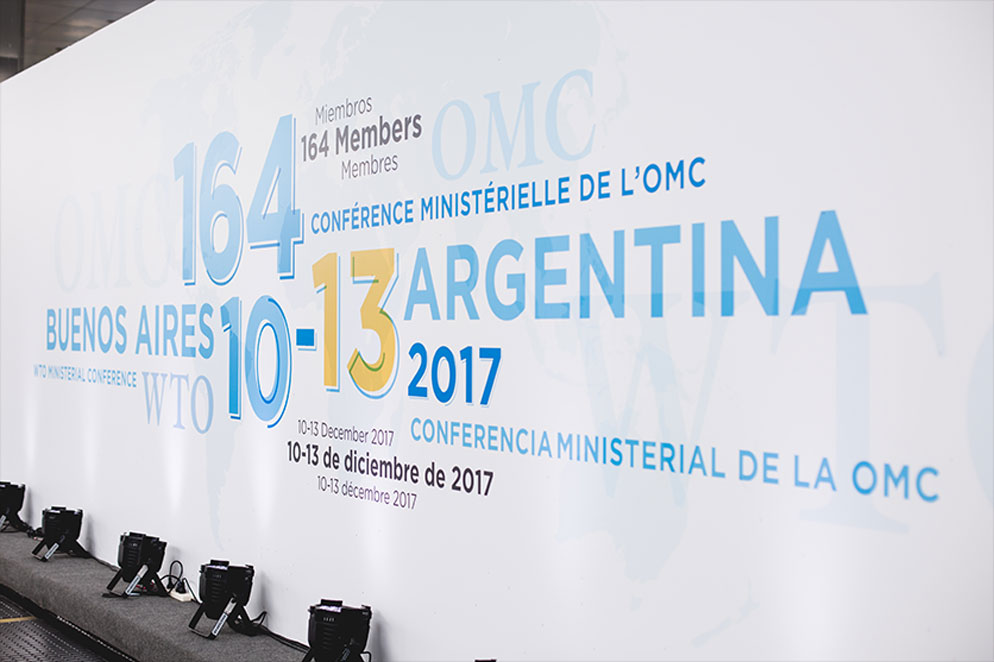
[[0, 533, 304, 662]]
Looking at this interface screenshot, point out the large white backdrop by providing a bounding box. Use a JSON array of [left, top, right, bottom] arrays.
[[1, 2, 992, 659]]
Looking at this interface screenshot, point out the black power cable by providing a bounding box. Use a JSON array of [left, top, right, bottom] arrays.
[[232, 609, 309, 653]]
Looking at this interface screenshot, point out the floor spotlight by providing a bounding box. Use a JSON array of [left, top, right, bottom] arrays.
[[31, 506, 87, 560], [104, 532, 168, 597], [0, 482, 29, 532], [188, 559, 260, 639], [302, 599, 372, 662]]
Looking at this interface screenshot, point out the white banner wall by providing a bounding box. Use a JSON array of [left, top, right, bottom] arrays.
[[1, 2, 992, 659]]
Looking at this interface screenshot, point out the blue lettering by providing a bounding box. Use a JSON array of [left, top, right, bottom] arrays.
[[446, 244, 480, 320], [634, 225, 680, 317], [853, 461, 877, 495], [486, 239, 525, 321], [792, 210, 866, 315], [181, 304, 196, 358], [762, 451, 779, 484], [535, 235, 570, 319], [721, 217, 779, 316], [580, 231, 625, 318], [432, 100, 475, 180], [546, 69, 594, 161], [739, 450, 757, 480], [482, 82, 542, 173], [917, 467, 938, 502], [405, 247, 441, 320]]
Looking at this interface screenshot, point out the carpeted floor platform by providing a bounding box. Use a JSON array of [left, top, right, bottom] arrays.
[[0, 532, 304, 662], [0, 589, 125, 662]]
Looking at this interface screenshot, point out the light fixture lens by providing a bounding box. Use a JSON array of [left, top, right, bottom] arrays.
[[0, 482, 25, 513], [201, 560, 232, 619], [0, 482, 26, 529], [43, 506, 83, 542], [33, 506, 86, 560], [307, 599, 372, 662], [116, 532, 167, 580], [118, 532, 146, 578], [199, 560, 255, 619]]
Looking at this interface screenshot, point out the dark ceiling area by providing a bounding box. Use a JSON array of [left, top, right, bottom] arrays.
[[1, 0, 153, 82]]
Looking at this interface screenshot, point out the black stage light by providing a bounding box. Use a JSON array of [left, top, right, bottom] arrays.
[[0, 481, 29, 532], [301, 599, 372, 662], [103, 532, 168, 597], [31, 506, 87, 560], [188, 559, 260, 639]]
